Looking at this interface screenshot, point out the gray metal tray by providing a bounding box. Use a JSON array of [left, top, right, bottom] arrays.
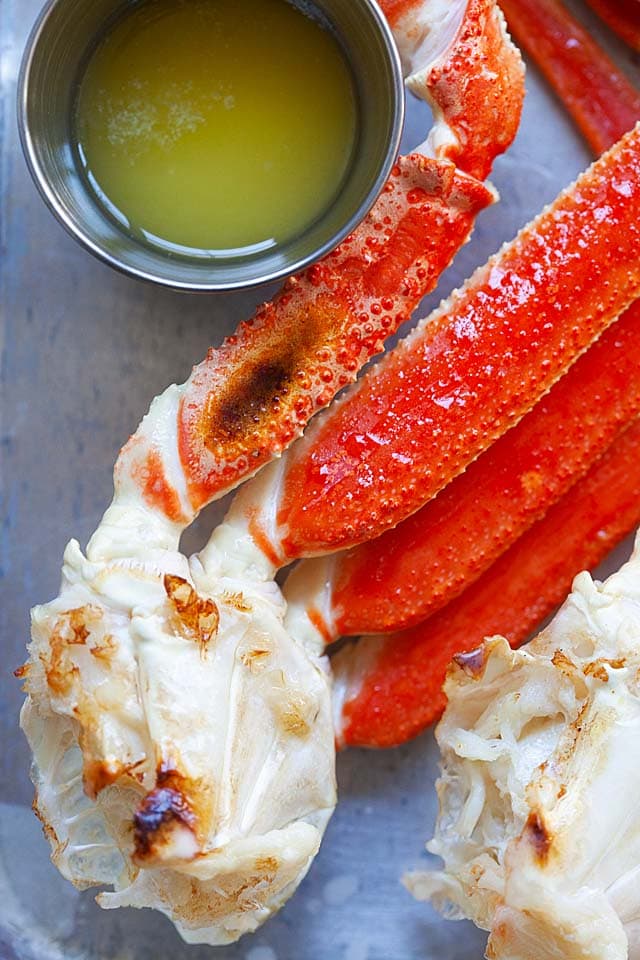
[[2, 3, 638, 957]]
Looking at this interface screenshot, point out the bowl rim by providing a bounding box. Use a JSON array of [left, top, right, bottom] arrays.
[[17, 0, 405, 293]]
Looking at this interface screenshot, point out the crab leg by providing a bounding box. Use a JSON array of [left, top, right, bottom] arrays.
[[284, 301, 640, 641], [499, 0, 640, 155], [229, 124, 640, 568], [331, 417, 640, 748], [585, 0, 640, 53], [172, 165, 492, 516], [313, 0, 640, 737], [96, 0, 522, 550]]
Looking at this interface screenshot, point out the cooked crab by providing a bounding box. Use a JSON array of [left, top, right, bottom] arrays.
[[17, 0, 640, 949], [18, 0, 524, 944]]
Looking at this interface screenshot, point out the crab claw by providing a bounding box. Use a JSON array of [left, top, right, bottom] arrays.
[[383, 0, 524, 180], [20, 532, 334, 945]]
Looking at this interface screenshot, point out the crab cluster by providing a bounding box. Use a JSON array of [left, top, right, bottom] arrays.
[[17, 0, 640, 949]]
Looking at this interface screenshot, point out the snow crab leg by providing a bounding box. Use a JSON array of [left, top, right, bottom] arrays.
[[114, 0, 521, 530], [285, 300, 640, 642], [18, 1, 524, 947], [499, 0, 640, 155], [234, 124, 640, 573]]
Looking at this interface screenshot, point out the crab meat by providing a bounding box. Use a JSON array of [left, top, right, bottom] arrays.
[[410, 531, 640, 960]]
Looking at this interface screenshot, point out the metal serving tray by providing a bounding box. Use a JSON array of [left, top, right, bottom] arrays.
[[1, 3, 638, 957]]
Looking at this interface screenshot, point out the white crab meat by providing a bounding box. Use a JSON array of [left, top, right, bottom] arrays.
[[408, 534, 640, 960], [20, 507, 336, 946]]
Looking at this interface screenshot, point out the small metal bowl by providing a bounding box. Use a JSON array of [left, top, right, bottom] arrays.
[[18, 0, 404, 292]]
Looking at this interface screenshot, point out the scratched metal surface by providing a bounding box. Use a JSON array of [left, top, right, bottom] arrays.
[[1, 3, 639, 958]]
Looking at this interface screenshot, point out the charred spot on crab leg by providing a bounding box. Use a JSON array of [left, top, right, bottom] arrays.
[[176, 161, 494, 513], [332, 417, 640, 748], [250, 125, 640, 562], [499, 0, 640, 156], [287, 301, 640, 640]]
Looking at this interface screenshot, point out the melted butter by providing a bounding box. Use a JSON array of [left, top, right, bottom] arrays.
[[75, 0, 357, 253]]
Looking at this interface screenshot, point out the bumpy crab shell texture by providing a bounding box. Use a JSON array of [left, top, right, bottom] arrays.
[[408, 534, 640, 960], [20, 534, 336, 945]]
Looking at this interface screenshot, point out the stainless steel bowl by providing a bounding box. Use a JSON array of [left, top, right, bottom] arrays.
[[17, 0, 404, 291]]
